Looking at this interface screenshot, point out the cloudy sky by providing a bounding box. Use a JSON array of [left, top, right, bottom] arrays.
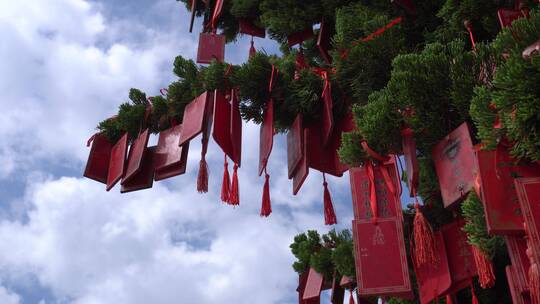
[[0, 1, 364, 303]]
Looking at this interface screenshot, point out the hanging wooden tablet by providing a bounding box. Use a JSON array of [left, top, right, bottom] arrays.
[[352, 218, 413, 298], [288, 115, 303, 179], [179, 91, 212, 146], [293, 128, 309, 195], [155, 142, 189, 181], [413, 232, 452, 304], [506, 266, 532, 304], [122, 129, 150, 185], [297, 272, 308, 304], [505, 236, 531, 295], [514, 177, 540, 265], [498, 9, 523, 28], [288, 28, 315, 47], [230, 88, 242, 166], [238, 18, 266, 38], [401, 128, 419, 196], [441, 220, 478, 294], [302, 268, 324, 304], [432, 122, 476, 208], [197, 32, 226, 64], [106, 133, 128, 191], [306, 124, 343, 177], [317, 20, 333, 64], [321, 81, 333, 147], [154, 124, 183, 171], [213, 90, 234, 158], [84, 133, 112, 184], [259, 99, 274, 176], [121, 146, 156, 193], [475, 146, 540, 235]]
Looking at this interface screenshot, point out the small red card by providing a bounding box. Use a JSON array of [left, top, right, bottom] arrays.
[[297, 272, 308, 304], [238, 18, 265, 38], [414, 232, 452, 304], [302, 268, 324, 303], [179, 91, 212, 146], [230, 89, 242, 166], [288, 28, 315, 47], [197, 33, 226, 64], [514, 177, 540, 266], [306, 124, 343, 177], [498, 9, 523, 28], [259, 99, 274, 176], [213, 90, 234, 159], [106, 133, 128, 191], [505, 236, 531, 294], [432, 122, 476, 208], [293, 128, 309, 195], [441, 220, 477, 293], [506, 266, 532, 304], [84, 134, 112, 184], [317, 20, 333, 64], [475, 147, 540, 235], [288, 115, 303, 179], [122, 129, 150, 185], [349, 160, 401, 220], [155, 142, 189, 181], [401, 128, 419, 196], [121, 146, 155, 193], [352, 218, 412, 298], [321, 87, 334, 147], [154, 125, 183, 171]]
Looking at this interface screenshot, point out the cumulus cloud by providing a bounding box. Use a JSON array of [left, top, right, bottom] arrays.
[[0, 284, 21, 304]]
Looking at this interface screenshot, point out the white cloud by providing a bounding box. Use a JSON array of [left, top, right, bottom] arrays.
[[0, 284, 21, 304]]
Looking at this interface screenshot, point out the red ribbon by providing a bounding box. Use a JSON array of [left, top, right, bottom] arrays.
[[366, 161, 378, 222], [361, 141, 390, 162], [210, 0, 224, 32], [341, 17, 403, 58]]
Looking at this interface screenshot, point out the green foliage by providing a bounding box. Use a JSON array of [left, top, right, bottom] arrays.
[[259, 0, 322, 41], [290, 230, 321, 275], [462, 192, 504, 259], [338, 130, 366, 167]]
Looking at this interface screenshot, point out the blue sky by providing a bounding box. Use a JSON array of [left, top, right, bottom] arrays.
[[0, 1, 372, 303]]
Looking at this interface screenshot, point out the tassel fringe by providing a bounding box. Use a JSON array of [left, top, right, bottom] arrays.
[[323, 174, 337, 225], [197, 156, 208, 193], [471, 245, 496, 288], [413, 202, 437, 266], [221, 155, 231, 203], [229, 163, 240, 205], [260, 172, 272, 217]]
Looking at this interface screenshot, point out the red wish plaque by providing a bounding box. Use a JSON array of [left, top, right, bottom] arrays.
[[238, 18, 265, 38], [179, 91, 212, 146], [349, 160, 401, 220], [121, 146, 156, 193], [106, 133, 128, 191], [352, 218, 412, 298], [506, 266, 532, 304], [514, 177, 540, 265], [414, 232, 452, 304], [293, 129, 310, 195], [122, 129, 150, 185], [475, 147, 540, 235], [155, 141, 189, 181], [288, 28, 315, 47], [230, 89, 242, 166], [259, 99, 274, 176], [302, 268, 324, 304], [213, 90, 234, 159], [505, 236, 531, 294], [154, 125, 183, 171], [297, 272, 308, 304], [293, 129, 309, 195], [401, 128, 419, 196], [84, 133, 112, 184], [441, 220, 477, 293], [498, 9, 523, 28], [317, 20, 333, 64], [288, 115, 303, 179], [321, 85, 334, 147], [306, 123, 344, 177], [196, 32, 226, 64], [432, 122, 476, 208]]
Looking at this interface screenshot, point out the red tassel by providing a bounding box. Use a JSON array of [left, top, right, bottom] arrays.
[[229, 163, 240, 205], [221, 155, 231, 203], [471, 245, 496, 288], [249, 37, 257, 59], [260, 171, 272, 217], [197, 137, 209, 193], [471, 284, 479, 304], [529, 262, 540, 304], [413, 201, 437, 266], [322, 173, 337, 225], [446, 295, 453, 304], [349, 289, 354, 304]]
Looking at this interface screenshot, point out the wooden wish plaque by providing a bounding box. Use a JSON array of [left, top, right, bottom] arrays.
[[196, 32, 226, 64], [84, 133, 112, 184], [432, 122, 476, 208], [230, 88, 242, 166], [505, 236, 531, 294], [121, 146, 156, 193], [287, 115, 303, 179], [292, 128, 309, 195], [352, 218, 412, 298], [122, 129, 150, 185], [258, 99, 274, 176], [212, 90, 234, 158], [514, 177, 540, 265], [179, 91, 212, 146], [302, 268, 324, 304], [106, 133, 128, 191]]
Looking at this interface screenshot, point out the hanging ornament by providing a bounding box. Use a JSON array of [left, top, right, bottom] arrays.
[[505, 236, 531, 296], [432, 122, 476, 208], [229, 88, 242, 205], [121, 128, 150, 185], [292, 128, 309, 195], [84, 133, 113, 184], [154, 124, 190, 181], [249, 37, 257, 59], [475, 145, 540, 235], [179, 91, 212, 146], [297, 272, 308, 304], [287, 28, 314, 47], [413, 200, 438, 267], [287, 115, 303, 179], [471, 245, 496, 288], [302, 268, 324, 303], [238, 18, 266, 38], [317, 19, 333, 64], [514, 178, 540, 270], [105, 133, 128, 191], [121, 146, 156, 193], [196, 0, 225, 64], [322, 173, 337, 225]]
